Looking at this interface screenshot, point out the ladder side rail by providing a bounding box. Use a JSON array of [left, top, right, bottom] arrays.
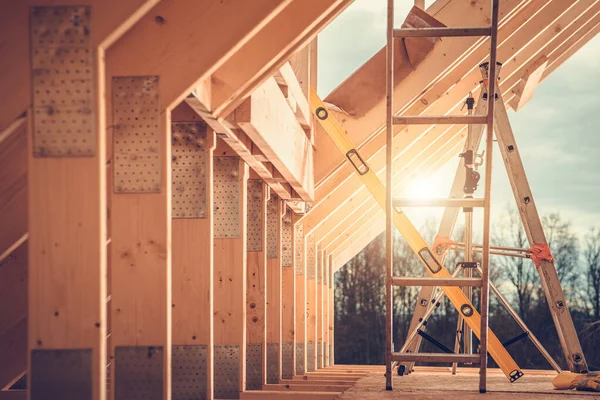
[[493, 85, 588, 373]]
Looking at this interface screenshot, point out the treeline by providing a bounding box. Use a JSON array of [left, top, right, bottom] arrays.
[[334, 209, 600, 370]]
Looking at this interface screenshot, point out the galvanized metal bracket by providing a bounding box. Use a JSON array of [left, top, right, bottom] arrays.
[[172, 345, 208, 400], [246, 343, 263, 390], [266, 196, 279, 259], [306, 342, 315, 372], [214, 157, 241, 239], [294, 223, 304, 274], [172, 122, 208, 218], [30, 6, 95, 157], [214, 345, 240, 399], [113, 76, 161, 193], [306, 234, 315, 279], [115, 346, 163, 400], [247, 180, 264, 252], [281, 212, 293, 267], [282, 342, 294, 379], [30, 348, 92, 400], [266, 343, 280, 384]]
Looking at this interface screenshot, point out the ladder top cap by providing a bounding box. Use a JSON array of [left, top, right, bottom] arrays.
[[479, 61, 503, 68]]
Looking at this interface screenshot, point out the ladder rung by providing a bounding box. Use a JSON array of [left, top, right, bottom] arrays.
[[393, 115, 487, 125], [392, 353, 480, 364], [392, 277, 482, 287], [393, 198, 485, 208], [393, 27, 492, 38]]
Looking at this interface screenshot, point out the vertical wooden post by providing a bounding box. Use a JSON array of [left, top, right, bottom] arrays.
[[266, 196, 282, 384], [213, 140, 248, 399], [107, 69, 171, 400], [323, 251, 329, 368], [293, 220, 305, 376], [316, 245, 324, 369], [305, 233, 317, 372], [28, 6, 106, 400], [280, 208, 295, 379], [329, 254, 335, 366], [246, 178, 268, 390], [171, 103, 215, 400]]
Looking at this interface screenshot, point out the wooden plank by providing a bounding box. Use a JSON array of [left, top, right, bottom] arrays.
[[213, 140, 249, 398], [277, 62, 311, 128], [241, 391, 341, 400], [316, 245, 324, 369], [281, 209, 296, 379], [323, 252, 329, 367], [262, 383, 352, 391], [0, 120, 27, 262], [246, 179, 268, 389], [328, 254, 334, 366], [171, 103, 216, 399], [279, 379, 355, 385], [210, 0, 351, 118], [305, 233, 317, 372], [267, 196, 283, 383], [509, 56, 548, 111], [292, 374, 361, 382], [0, 0, 161, 134], [292, 216, 305, 376], [234, 77, 314, 201]]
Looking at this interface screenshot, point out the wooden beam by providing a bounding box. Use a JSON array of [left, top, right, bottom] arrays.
[[246, 179, 269, 390], [276, 62, 311, 128], [0, 0, 161, 133], [292, 216, 305, 376], [171, 103, 216, 399], [281, 209, 296, 379], [305, 233, 317, 372], [210, 0, 351, 119], [241, 391, 341, 400], [266, 196, 283, 384], [213, 140, 248, 399], [316, 245, 324, 369], [509, 56, 548, 111], [322, 251, 330, 368], [328, 255, 334, 366], [233, 77, 314, 201], [262, 383, 352, 391]]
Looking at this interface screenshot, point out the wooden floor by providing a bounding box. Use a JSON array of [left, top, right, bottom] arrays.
[[335, 366, 599, 399]]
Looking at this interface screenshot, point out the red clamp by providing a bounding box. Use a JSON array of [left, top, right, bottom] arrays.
[[528, 243, 554, 268], [432, 237, 456, 260]]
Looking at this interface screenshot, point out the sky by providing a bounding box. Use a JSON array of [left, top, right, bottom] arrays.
[[317, 0, 600, 238]]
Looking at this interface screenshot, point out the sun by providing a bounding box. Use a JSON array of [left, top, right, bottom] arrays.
[[401, 178, 440, 200]]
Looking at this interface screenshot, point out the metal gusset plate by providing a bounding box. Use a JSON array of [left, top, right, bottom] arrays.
[[281, 342, 294, 379], [113, 76, 161, 193], [266, 196, 279, 259], [294, 343, 304, 376], [247, 180, 264, 252], [115, 346, 163, 400], [306, 234, 315, 279], [172, 345, 207, 400], [172, 122, 207, 218], [30, 348, 92, 400], [266, 343, 280, 384], [214, 157, 241, 238], [281, 212, 293, 267], [295, 223, 304, 274], [306, 342, 315, 372], [214, 345, 240, 399], [246, 343, 263, 390], [30, 6, 95, 157]]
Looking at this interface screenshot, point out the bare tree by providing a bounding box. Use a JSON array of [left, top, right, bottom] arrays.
[[584, 227, 600, 319], [542, 213, 580, 299]]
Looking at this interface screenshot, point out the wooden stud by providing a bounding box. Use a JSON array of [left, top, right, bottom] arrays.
[[213, 140, 249, 399], [246, 179, 268, 390], [316, 245, 324, 369], [281, 208, 296, 379], [266, 196, 283, 384], [305, 233, 317, 372], [329, 254, 335, 366], [171, 103, 215, 399], [323, 252, 329, 367], [292, 216, 305, 376]]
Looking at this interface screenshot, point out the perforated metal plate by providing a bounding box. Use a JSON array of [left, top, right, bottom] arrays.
[[282, 342, 294, 379], [306, 235, 315, 279], [305, 202, 314, 213], [214, 345, 240, 399], [247, 180, 263, 252], [30, 6, 95, 157], [294, 343, 304, 376], [281, 212, 293, 267], [30, 349, 92, 400], [306, 342, 315, 372], [172, 345, 207, 400], [329, 344, 333, 366], [115, 346, 163, 400], [266, 196, 279, 259], [294, 223, 304, 274], [266, 343, 280, 384], [214, 157, 241, 239], [317, 245, 322, 284], [246, 343, 263, 390], [113, 76, 161, 193], [172, 122, 207, 218], [317, 343, 323, 369]]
